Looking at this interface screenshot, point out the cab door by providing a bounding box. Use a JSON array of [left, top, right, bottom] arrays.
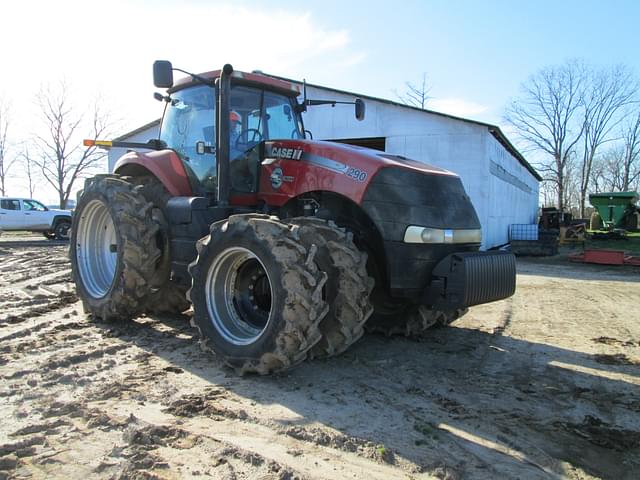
[[0, 199, 24, 230], [22, 199, 51, 229]]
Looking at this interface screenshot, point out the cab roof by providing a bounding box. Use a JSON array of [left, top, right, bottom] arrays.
[[170, 69, 301, 97]]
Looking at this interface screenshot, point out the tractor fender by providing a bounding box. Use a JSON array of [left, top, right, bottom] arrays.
[[114, 150, 193, 196]]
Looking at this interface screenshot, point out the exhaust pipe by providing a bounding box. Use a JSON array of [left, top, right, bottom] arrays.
[[216, 64, 233, 206]]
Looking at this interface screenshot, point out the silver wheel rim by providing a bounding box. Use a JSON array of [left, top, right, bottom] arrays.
[[205, 247, 273, 346], [75, 199, 117, 298]]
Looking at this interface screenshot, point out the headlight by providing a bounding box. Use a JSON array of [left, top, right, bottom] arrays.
[[404, 226, 482, 244]]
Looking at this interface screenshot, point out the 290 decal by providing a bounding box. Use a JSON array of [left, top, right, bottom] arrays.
[[346, 167, 368, 182]]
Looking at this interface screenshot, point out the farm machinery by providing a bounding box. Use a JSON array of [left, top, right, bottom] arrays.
[[70, 61, 516, 374]]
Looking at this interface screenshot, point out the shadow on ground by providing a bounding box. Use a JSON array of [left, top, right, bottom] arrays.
[[92, 312, 640, 479]]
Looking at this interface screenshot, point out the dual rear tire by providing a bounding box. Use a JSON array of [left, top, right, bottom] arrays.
[[188, 215, 329, 374]]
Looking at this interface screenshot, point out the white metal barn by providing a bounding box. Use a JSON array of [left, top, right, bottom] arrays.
[[108, 80, 540, 250]]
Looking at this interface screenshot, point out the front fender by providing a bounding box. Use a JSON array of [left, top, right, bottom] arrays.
[[114, 150, 193, 196]]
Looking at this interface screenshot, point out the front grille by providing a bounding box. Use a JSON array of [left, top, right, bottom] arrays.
[[362, 167, 481, 241]]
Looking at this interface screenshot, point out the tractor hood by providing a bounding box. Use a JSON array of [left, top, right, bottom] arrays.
[[259, 138, 480, 239], [260, 139, 461, 206], [264, 139, 457, 179]]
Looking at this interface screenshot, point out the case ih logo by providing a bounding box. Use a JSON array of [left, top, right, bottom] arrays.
[[270, 167, 294, 189], [269, 146, 303, 160]]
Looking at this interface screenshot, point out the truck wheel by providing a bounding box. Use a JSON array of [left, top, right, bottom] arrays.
[[131, 176, 190, 315], [70, 175, 162, 320], [54, 219, 71, 240], [366, 304, 467, 336], [188, 214, 328, 374], [288, 217, 373, 358]]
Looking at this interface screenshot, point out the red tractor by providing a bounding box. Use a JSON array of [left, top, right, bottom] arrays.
[[71, 61, 515, 374]]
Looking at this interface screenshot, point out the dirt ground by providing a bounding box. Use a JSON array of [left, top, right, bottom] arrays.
[[1, 235, 639, 480]]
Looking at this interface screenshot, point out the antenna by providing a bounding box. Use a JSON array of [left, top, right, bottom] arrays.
[[303, 79, 308, 111]]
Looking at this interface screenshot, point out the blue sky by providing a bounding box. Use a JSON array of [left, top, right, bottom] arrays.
[[268, 0, 640, 122], [1, 0, 639, 201]]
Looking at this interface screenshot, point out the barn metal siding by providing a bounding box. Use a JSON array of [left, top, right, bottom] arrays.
[[107, 121, 160, 173]]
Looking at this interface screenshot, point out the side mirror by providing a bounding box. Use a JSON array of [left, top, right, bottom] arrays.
[[355, 98, 365, 121], [153, 60, 174, 88]]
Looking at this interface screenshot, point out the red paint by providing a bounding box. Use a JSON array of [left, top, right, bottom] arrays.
[[568, 249, 640, 266], [171, 70, 300, 96], [257, 140, 457, 207], [229, 193, 259, 206], [114, 150, 193, 196]]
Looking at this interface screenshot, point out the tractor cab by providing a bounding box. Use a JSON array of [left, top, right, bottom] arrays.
[[155, 64, 306, 198], [152, 61, 363, 204]]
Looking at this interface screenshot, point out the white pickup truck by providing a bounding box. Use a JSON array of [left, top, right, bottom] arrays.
[[0, 198, 72, 240]]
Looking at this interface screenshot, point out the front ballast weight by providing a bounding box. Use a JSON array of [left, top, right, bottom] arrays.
[[188, 214, 330, 375], [424, 251, 516, 310]]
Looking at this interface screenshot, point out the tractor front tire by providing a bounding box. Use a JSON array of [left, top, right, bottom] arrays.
[[288, 217, 373, 358], [188, 215, 329, 375], [70, 175, 162, 321]]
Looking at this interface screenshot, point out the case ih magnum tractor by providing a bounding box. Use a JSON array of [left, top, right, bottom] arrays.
[[71, 61, 515, 374]]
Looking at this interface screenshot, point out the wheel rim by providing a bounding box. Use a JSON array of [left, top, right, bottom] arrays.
[[75, 199, 117, 298], [205, 247, 273, 346], [57, 223, 70, 239]]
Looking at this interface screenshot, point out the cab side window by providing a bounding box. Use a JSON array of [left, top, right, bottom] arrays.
[[1, 199, 20, 210], [23, 200, 46, 211]]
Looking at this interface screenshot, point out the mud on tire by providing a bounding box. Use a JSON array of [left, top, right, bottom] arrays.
[[70, 175, 162, 321], [131, 176, 190, 315], [187, 214, 329, 375], [366, 305, 468, 337], [287, 217, 373, 358]]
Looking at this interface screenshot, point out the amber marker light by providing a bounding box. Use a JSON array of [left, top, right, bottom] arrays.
[[84, 139, 112, 148]]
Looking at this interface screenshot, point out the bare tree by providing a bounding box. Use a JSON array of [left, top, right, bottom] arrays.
[[20, 147, 40, 199], [33, 81, 113, 208], [578, 65, 637, 216], [505, 60, 586, 212], [0, 98, 17, 196], [395, 73, 431, 109], [589, 110, 640, 195], [620, 109, 640, 191]]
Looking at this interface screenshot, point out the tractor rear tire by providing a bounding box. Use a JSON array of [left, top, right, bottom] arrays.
[[288, 217, 373, 358], [131, 176, 190, 315], [188, 214, 329, 375], [70, 175, 162, 321], [366, 304, 467, 337]]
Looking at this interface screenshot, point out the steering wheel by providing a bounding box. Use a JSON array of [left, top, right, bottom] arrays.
[[235, 128, 263, 150]]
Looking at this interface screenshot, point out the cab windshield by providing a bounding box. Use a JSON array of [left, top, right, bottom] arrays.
[[159, 85, 217, 192], [159, 83, 303, 194]]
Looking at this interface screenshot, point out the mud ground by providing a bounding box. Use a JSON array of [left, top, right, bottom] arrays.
[[0, 234, 639, 479]]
